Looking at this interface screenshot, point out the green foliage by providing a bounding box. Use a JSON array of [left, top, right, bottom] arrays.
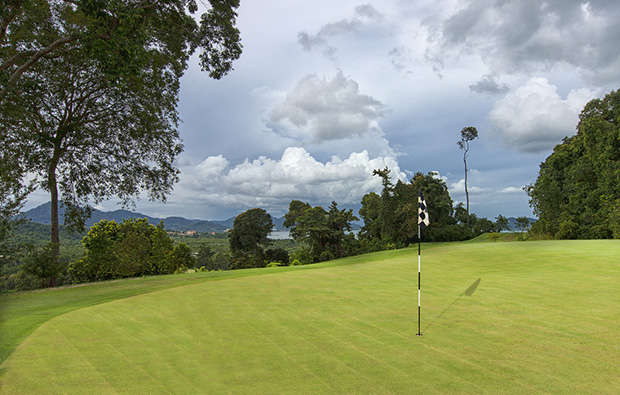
[[265, 248, 289, 265], [411, 172, 457, 242], [288, 248, 313, 266], [360, 171, 456, 246], [527, 87, 620, 239], [1, 0, 242, 279], [228, 208, 274, 268], [284, 201, 359, 263], [515, 216, 531, 233], [358, 191, 382, 240], [171, 243, 196, 271], [359, 170, 508, 247], [0, 270, 40, 293], [0, 151, 33, 267], [488, 233, 502, 242], [1, 0, 242, 102], [211, 252, 231, 271], [21, 243, 64, 288], [608, 199, 620, 239], [494, 215, 510, 232], [69, 219, 188, 283], [73, 220, 120, 282], [196, 243, 215, 269]]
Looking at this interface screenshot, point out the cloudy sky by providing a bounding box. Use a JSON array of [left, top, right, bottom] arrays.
[[27, 0, 620, 221]]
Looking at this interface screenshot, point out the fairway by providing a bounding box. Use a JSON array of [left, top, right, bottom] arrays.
[[1, 240, 619, 393]]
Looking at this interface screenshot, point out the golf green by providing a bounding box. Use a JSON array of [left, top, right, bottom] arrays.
[[1, 240, 619, 393]]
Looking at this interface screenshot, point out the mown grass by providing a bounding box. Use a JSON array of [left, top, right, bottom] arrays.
[[1, 240, 619, 393]]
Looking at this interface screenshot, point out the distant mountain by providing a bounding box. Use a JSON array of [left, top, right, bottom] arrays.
[[24, 202, 405, 234], [272, 216, 287, 231], [24, 202, 227, 233]]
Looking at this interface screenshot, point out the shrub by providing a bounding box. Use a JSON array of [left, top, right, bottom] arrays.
[[266, 261, 283, 268]]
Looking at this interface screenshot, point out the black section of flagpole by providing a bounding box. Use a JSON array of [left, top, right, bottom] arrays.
[[416, 220, 422, 336]]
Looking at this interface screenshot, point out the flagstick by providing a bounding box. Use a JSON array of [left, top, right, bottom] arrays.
[[416, 190, 428, 337], [417, 222, 422, 336]]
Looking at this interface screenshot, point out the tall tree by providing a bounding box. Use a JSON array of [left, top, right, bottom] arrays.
[[358, 191, 382, 242], [228, 208, 274, 269], [526, 88, 620, 239], [1, 0, 242, 284], [4, 48, 184, 284], [410, 172, 455, 242], [284, 200, 358, 262], [326, 201, 359, 259], [457, 126, 478, 228], [372, 167, 396, 241], [494, 214, 510, 233]]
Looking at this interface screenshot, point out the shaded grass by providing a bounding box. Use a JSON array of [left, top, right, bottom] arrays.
[[2, 241, 620, 393]]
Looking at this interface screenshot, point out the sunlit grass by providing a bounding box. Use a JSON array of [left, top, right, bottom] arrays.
[[1, 240, 619, 393]]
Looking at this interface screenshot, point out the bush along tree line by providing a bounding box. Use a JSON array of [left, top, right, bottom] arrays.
[[526, 87, 620, 239], [68, 219, 195, 283]]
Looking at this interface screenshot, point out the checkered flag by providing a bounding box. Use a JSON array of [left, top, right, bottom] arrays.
[[418, 191, 430, 230]]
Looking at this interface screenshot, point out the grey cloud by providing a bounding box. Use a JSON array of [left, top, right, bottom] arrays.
[[269, 71, 386, 143], [298, 3, 384, 60], [429, 0, 620, 85], [354, 3, 384, 20], [469, 75, 509, 95], [388, 46, 413, 72]]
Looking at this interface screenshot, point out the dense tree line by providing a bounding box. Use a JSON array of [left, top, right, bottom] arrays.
[[526, 87, 620, 239], [358, 169, 505, 250]]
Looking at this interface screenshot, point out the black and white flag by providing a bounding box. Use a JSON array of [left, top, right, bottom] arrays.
[[418, 191, 430, 230]]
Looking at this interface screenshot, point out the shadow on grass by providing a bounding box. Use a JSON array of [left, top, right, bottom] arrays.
[[423, 278, 481, 333]]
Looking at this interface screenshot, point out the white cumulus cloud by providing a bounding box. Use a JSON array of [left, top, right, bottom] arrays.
[[182, 147, 406, 214], [486, 77, 595, 152], [498, 186, 524, 194]]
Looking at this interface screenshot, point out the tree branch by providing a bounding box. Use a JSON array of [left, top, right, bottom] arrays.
[[0, 51, 36, 71], [0, 9, 19, 43], [0, 35, 78, 103]]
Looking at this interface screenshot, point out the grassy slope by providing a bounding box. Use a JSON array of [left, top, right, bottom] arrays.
[[1, 240, 619, 393], [0, 267, 311, 365]]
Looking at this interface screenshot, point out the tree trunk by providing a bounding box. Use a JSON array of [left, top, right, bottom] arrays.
[[464, 150, 470, 229], [48, 151, 61, 287]]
